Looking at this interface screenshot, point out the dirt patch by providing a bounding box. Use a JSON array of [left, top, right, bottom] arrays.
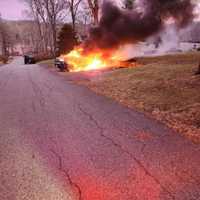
[[133, 131, 154, 142]]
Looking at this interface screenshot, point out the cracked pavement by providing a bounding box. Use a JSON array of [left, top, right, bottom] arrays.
[[0, 57, 200, 200]]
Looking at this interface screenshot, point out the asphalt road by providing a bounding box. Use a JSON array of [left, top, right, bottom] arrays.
[[0, 57, 200, 200]]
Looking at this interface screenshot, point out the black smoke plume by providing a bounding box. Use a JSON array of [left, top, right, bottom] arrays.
[[85, 0, 194, 51]]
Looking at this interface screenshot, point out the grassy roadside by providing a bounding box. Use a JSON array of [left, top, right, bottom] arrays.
[[77, 52, 200, 143], [38, 59, 54, 68], [0, 56, 9, 65]]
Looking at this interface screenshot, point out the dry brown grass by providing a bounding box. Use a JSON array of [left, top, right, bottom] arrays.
[[0, 55, 8, 64], [38, 59, 54, 67], [78, 52, 200, 143]]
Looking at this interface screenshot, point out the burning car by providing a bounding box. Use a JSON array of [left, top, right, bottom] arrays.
[[56, 47, 137, 73], [54, 57, 69, 72], [59, 47, 125, 72]]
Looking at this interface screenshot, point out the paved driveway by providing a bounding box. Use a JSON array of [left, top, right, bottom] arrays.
[[0, 57, 199, 200]]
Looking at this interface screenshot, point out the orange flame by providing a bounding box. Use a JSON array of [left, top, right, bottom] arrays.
[[61, 47, 122, 72]]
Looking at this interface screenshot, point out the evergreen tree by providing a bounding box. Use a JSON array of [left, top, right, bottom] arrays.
[[57, 24, 78, 56]]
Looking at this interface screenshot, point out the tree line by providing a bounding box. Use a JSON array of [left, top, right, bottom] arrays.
[[0, 15, 15, 60], [22, 0, 134, 58], [0, 0, 135, 59], [6, 0, 191, 60], [21, 0, 101, 58]]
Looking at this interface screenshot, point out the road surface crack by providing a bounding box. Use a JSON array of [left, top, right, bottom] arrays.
[[28, 71, 46, 109], [0, 70, 13, 90], [77, 104, 175, 200], [50, 149, 83, 200]]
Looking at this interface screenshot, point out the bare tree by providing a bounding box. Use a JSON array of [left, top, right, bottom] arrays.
[[0, 15, 12, 57], [23, 0, 66, 57], [77, 4, 91, 35], [43, 0, 66, 57], [0, 21, 7, 56], [23, 0, 49, 53], [66, 0, 83, 31], [31, 0, 48, 52], [87, 0, 99, 25]]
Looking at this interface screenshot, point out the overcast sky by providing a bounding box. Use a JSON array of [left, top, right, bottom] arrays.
[[0, 0, 26, 20]]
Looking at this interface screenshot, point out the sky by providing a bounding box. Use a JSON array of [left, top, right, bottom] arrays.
[[0, 0, 26, 20]]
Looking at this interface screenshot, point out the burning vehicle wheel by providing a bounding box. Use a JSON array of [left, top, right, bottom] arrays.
[[55, 58, 69, 72]]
